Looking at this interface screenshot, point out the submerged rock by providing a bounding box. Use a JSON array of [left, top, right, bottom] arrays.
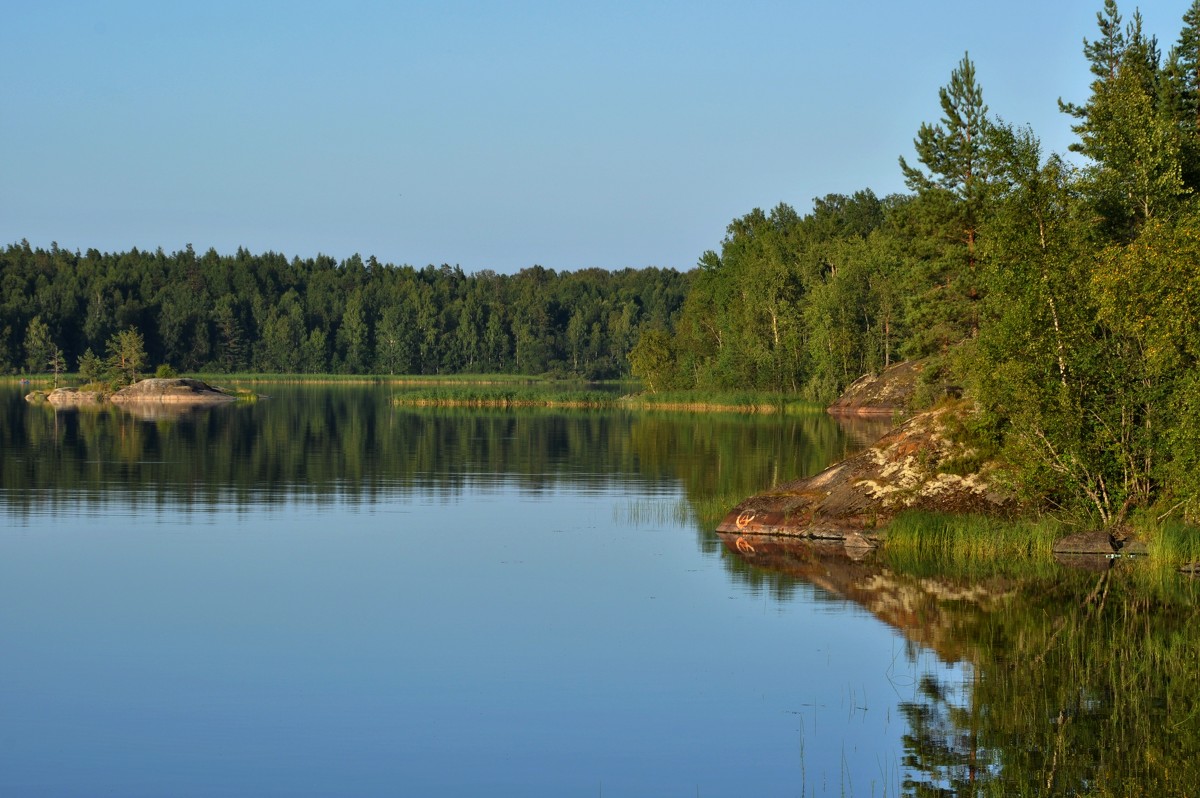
[[109, 378, 236, 405]]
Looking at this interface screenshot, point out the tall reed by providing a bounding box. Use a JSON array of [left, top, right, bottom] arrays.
[[882, 511, 1062, 575]]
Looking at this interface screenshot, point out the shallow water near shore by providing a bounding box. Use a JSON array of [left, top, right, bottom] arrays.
[[2, 383, 1197, 796]]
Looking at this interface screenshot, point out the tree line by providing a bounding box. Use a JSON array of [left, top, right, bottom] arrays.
[[0, 247, 687, 380], [631, 0, 1200, 525]]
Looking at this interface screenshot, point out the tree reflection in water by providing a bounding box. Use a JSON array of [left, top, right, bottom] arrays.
[[718, 532, 1200, 797]]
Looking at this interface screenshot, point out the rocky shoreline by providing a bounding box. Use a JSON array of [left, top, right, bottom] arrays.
[[716, 405, 1011, 547], [717, 361, 1190, 572], [28, 378, 239, 408], [826, 359, 923, 417]]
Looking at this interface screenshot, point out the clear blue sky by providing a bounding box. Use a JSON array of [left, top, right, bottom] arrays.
[[2, 1, 1193, 273]]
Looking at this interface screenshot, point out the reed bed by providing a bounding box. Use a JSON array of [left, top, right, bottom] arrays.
[[391, 385, 827, 414], [1134, 516, 1200, 573], [191, 372, 552, 386], [882, 511, 1062, 567], [392, 386, 620, 409], [635, 390, 823, 414]]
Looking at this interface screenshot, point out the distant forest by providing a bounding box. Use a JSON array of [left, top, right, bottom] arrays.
[[0, 246, 687, 380], [4, 0, 1200, 524]]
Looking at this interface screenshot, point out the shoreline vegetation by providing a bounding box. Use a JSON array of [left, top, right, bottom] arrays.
[[12, 370, 1200, 573], [24, 377, 252, 407], [714, 361, 1200, 576], [11, 372, 825, 415], [390, 388, 822, 414]]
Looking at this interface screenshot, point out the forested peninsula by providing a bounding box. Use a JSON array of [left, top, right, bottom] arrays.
[[5, 1, 1200, 529]]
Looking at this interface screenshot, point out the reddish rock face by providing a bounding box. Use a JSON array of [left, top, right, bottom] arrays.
[[716, 407, 1012, 542], [827, 359, 925, 417]]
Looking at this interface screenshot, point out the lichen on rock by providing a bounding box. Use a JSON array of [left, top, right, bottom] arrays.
[[717, 405, 1013, 542], [109, 378, 236, 404]]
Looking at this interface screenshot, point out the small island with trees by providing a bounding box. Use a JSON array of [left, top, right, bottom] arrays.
[[24, 325, 238, 408]]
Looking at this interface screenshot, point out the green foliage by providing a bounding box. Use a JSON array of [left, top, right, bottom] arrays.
[[627, 328, 676, 393], [106, 327, 147, 386], [23, 315, 55, 374], [671, 192, 894, 401], [155, 363, 178, 378], [77, 348, 105, 385], [0, 245, 688, 382], [0, 325, 14, 375], [1062, 3, 1191, 237]]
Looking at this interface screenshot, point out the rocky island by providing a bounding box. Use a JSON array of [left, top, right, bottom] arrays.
[[108, 378, 237, 405], [30, 378, 239, 409]]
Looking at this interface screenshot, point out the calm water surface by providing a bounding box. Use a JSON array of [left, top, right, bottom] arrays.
[[2, 384, 1197, 796]]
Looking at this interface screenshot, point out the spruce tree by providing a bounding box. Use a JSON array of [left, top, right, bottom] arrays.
[[1063, 4, 1186, 238], [1171, 0, 1200, 189], [23, 316, 55, 375]]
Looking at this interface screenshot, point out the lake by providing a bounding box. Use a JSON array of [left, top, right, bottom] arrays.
[[2, 383, 1197, 797]]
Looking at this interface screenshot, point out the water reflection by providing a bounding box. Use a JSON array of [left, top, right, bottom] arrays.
[[15, 382, 1193, 795], [0, 387, 912, 797], [3, 384, 861, 518], [718, 532, 1200, 796]]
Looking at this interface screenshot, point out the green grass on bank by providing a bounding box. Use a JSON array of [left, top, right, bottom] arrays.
[[7, 372, 827, 415], [5, 371, 618, 386], [878, 509, 1200, 578], [392, 385, 621, 409], [880, 511, 1068, 579], [390, 385, 825, 414], [1131, 515, 1200, 571], [632, 390, 824, 413], [191, 372, 573, 386]]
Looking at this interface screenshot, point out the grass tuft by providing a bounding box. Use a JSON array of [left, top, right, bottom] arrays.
[[882, 511, 1063, 575], [1132, 516, 1200, 571]]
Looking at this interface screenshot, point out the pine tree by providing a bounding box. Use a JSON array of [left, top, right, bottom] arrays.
[[898, 52, 993, 350], [900, 52, 992, 218], [106, 327, 147, 386], [1170, 0, 1200, 189], [77, 348, 105, 385], [1085, 0, 1126, 81]]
